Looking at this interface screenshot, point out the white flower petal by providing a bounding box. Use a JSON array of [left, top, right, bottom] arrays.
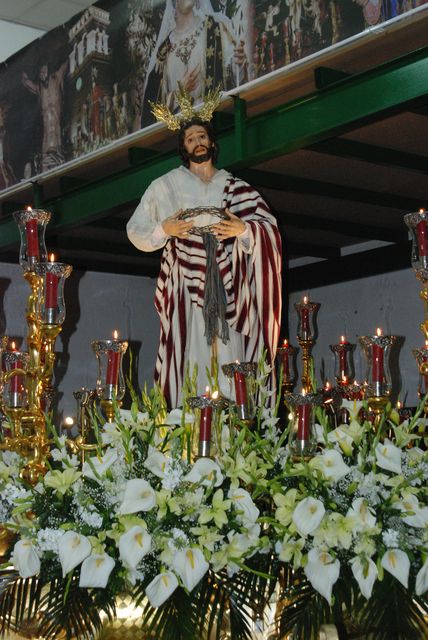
[[381, 549, 410, 588], [375, 440, 402, 474], [318, 449, 350, 482], [144, 449, 169, 479], [79, 553, 115, 589], [12, 539, 40, 578], [292, 497, 325, 537], [146, 572, 178, 607], [416, 557, 428, 596], [172, 547, 209, 592], [58, 531, 92, 577], [82, 449, 118, 483], [228, 488, 259, 526], [119, 526, 152, 569], [184, 458, 223, 487], [346, 498, 377, 531], [351, 556, 378, 599], [119, 479, 157, 515], [304, 548, 340, 603]]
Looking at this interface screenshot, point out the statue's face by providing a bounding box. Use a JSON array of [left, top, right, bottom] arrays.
[[183, 124, 210, 156], [175, 0, 196, 17]]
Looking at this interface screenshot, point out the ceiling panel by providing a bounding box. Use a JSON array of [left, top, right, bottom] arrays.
[[0, 0, 94, 30]]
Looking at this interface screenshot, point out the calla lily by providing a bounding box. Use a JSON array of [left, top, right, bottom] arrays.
[[375, 440, 402, 474], [58, 530, 91, 577], [310, 449, 350, 482], [12, 539, 40, 578], [304, 548, 340, 602], [79, 553, 115, 588], [393, 493, 428, 528], [292, 497, 325, 537], [44, 468, 81, 495], [172, 547, 209, 592], [146, 572, 179, 607], [184, 458, 223, 487], [119, 525, 152, 569], [144, 449, 169, 479], [82, 448, 118, 482], [416, 556, 428, 596], [341, 398, 363, 421], [381, 549, 410, 588], [119, 479, 157, 514], [346, 498, 377, 531], [228, 487, 259, 526], [351, 556, 378, 599], [327, 427, 354, 456]]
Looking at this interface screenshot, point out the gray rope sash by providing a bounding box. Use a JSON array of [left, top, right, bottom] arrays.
[[202, 232, 229, 346]]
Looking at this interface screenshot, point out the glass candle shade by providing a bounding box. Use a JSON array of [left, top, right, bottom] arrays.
[[92, 339, 128, 401], [187, 394, 228, 457], [276, 339, 297, 385], [1, 349, 29, 409], [404, 210, 428, 270], [285, 391, 322, 458], [412, 346, 428, 396], [35, 262, 72, 325], [330, 340, 355, 384], [294, 299, 320, 340], [13, 208, 51, 268], [221, 362, 257, 421], [359, 334, 396, 398]]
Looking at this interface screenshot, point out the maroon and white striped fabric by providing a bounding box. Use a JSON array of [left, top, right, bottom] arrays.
[[154, 176, 282, 407]]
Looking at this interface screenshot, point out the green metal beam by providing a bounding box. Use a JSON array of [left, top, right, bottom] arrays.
[[1, 46, 428, 248]]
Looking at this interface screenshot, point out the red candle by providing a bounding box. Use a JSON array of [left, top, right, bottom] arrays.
[[281, 340, 290, 377], [106, 350, 120, 386], [372, 344, 384, 383], [417, 220, 428, 257], [199, 404, 213, 441], [25, 219, 39, 259], [234, 370, 247, 405], [297, 404, 311, 440], [45, 272, 59, 309]]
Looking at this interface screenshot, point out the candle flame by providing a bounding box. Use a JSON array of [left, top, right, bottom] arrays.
[[396, 401, 402, 410], [64, 416, 74, 426], [325, 381, 330, 390], [283, 338, 288, 346], [113, 330, 118, 340], [302, 388, 306, 397], [340, 335, 346, 343], [303, 296, 308, 304], [212, 390, 219, 400], [49, 253, 55, 263], [420, 208, 425, 213], [11, 341, 16, 350], [342, 375, 348, 384], [425, 340, 428, 348], [376, 327, 382, 337], [26, 206, 32, 212]]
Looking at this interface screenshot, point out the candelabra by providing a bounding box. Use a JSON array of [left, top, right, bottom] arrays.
[[92, 336, 128, 422], [222, 362, 257, 424], [284, 391, 323, 459], [187, 392, 228, 458], [294, 297, 320, 392], [0, 208, 72, 484]]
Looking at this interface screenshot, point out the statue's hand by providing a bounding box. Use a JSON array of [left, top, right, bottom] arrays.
[[162, 210, 193, 239], [211, 209, 246, 241]]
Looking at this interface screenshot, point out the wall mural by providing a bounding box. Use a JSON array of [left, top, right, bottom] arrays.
[[0, 0, 426, 190]]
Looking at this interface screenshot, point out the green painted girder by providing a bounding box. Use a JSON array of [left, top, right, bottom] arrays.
[[1, 45, 428, 249]]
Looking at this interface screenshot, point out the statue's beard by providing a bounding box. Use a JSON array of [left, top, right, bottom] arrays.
[[188, 145, 213, 164]]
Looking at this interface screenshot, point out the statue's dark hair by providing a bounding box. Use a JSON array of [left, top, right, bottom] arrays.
[[178, 117, 219, 167]]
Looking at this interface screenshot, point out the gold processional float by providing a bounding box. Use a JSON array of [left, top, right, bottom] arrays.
[[1, 206, 428, 483]]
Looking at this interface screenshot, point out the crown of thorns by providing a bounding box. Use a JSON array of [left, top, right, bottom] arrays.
[[149, 84, 222, 131]]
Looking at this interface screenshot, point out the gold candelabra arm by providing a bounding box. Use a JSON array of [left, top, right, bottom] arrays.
[[297, 338, 314, 392]]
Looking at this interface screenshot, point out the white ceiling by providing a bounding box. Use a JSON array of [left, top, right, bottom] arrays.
[[0, 0, 95, 31]]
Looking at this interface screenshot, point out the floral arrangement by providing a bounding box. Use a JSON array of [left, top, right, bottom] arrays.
[[0, 378, 427, 639]]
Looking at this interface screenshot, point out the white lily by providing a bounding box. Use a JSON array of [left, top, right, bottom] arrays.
[[184, 458, 223, 487], [58, 530, 91, 577], [82, 448, 118, 482], [416, 556, 428, 596], [119, 525, 152, 569], [341, 398, 363, 421], [381, 549, 410, 588], [119, 479, 157, 514], [304, 548, 340, 602], [292, 497, 325, 537], [393, 493, 428, 528], [327, 427, 354, 456], [144, 448, 170, 479], [146, 572, 179, 607], [12, 539, 40, 578], [351, 556, 378, 599], [346, 498, 377, 531], [375, 440, 402, 474], [310, 449, 350, 482], [79, 553, 115, 589], [172, 547, 209, 592], [228, 487, 259, 526]]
